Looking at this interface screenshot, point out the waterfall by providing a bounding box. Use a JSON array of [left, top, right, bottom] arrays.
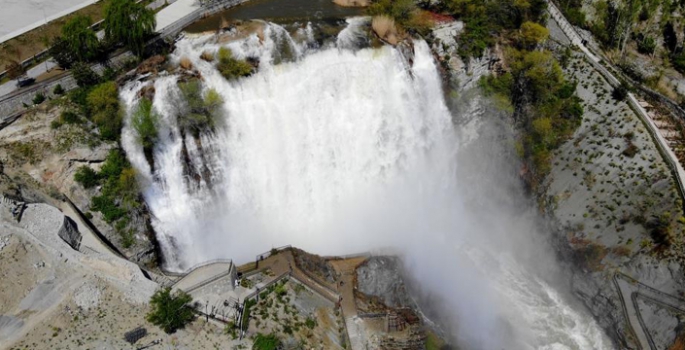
[[120, 21, 612, 350]]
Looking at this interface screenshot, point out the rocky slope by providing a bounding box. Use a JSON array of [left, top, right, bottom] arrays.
[[0, 102, 157, 266]]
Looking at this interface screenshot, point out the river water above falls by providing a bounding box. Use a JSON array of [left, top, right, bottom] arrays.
[[120, 20, 613, 349]]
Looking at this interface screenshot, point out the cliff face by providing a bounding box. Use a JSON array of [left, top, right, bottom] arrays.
[[542, 21, 685, 350], [0, 104, 157, 267], [430, 11, 685, 348]]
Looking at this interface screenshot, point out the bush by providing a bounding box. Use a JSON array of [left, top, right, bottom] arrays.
[[672, 52, 685, 74], [178, 80, 224, 134], [611, 84, 628, 101], [305, 317, 317, 329], [6, 60, 26, 80], [88, 81, 122, 140], [72, 62, 101, 87], [61, 110, 81, 124], [132, 97, 159, 151], [74, 166, 100, 188], [217, 47, 253, 80], [253, 333, 280, 350], [91, 150, 140, 223], [33, 92, 46, 105], [519, 21, 549, 49], [146, 288, 194, 334], [53, 84, 65, 95], [637, 36, 656, 55], [372, 16, 399, 44], [367, 0, 415, 24]]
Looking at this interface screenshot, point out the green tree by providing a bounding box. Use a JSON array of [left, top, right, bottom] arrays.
[[132, 97, 159, 153], [62, 15, 101, 63], [146, 288, 195, 334], [518, 21, 549, 48], [72, 62, 101, 87], [87, 81, 122, 140], [50, 37, 78, 69], [178, 80, 224, 135], [103, 0, 156, 57]]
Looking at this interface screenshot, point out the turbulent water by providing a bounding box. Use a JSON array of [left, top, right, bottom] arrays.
[[121, 20, 612, 349]]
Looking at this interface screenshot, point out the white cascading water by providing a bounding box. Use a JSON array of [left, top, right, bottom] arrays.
[[121, 20, 613, 349]]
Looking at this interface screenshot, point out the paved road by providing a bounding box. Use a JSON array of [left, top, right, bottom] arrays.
[[0, 60, 58, 98]]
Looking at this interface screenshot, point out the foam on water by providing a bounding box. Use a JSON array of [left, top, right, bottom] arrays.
[[120, 21, 613, 349]]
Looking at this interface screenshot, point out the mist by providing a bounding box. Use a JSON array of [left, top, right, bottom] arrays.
[[120, 22, 611, 349]]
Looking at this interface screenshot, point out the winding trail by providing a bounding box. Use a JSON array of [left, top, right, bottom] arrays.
[[546, 1, 685, 206]]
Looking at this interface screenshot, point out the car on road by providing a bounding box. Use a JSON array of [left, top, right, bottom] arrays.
[[16, 76, 35, 87]]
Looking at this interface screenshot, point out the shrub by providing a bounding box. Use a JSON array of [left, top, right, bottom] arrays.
[[74, 166, 100, 188], [372, 16, 399, 44], [305, 317, 317, 329], [132, 97, 159, 151], [367, 0, 415, 24], [178, 81, 224, 134], [33, 92, 46, 105], [519, 21, 549, 48], [253, 333, 280, 350], [179, 56, 193, 70], [87, 81, 122, 140], [72, 62, 101, 87], [200, 51, 214, 62], [611, 84, 628, 101], [217, 47, 253, 80], [61, 110, 81, 124], [146, 288, 194, 333], [5, 60, 25, 80], [637, 36, 656, 55], [53, 84, 65, 95]]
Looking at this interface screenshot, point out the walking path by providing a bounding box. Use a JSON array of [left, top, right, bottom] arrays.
[[547, 1, 685, 205], [613, 273, 685, 350], [547, 4, 685, 349]]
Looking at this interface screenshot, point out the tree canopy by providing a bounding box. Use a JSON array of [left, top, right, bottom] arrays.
[[146, 288, 195, 334], [103, 0, 156, 57], [62, 15, 101, 63]]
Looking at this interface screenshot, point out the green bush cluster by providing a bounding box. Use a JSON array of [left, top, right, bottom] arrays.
[[131, 97, 159, 154], [366, 0, 435, 35], [481, 49, 583, 185], [444, 0, 547, 58], [74, 166, 100, 188], [33, 92, 46, 105], [217, 47, 253, 80], [74, 150, 141, 247], [253, 333, 280, 350], [178, 80, 224, 135]]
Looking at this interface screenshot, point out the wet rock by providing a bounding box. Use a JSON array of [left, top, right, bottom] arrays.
[[356, 256, 411, 308]]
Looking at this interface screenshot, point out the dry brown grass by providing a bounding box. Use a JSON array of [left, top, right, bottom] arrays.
[[372, 16, 398, 45], [200, 51, 214, 62], [333, 0, 370, 7], [670, 331, 685, 350], [179, 56, 193, 70]]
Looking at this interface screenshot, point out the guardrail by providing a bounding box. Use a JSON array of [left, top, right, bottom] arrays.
[[238, 271, 292, 338], [547, 0, 685, 211], [183, 263, 235, 293], [163, 258, 234, 276]]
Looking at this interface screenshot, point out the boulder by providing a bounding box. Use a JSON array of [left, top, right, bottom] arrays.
[[58, 216, 81, 251]]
